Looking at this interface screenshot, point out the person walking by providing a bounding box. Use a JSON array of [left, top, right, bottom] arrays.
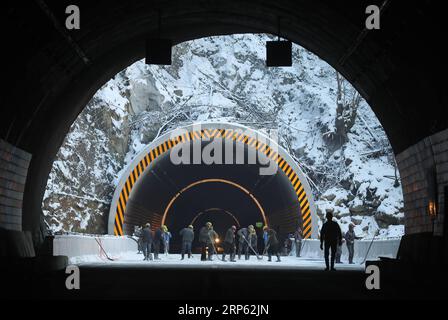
[[345, 223, 361, 264], [320, 212, 343, 271], [142, 223, 153, 261], [179, 225, 195, 260], [294, 226, 303, 257], [222, 225, 237, 262]]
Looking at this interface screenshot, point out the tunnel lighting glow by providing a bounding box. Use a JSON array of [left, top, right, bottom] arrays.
[[161, 178, 268, 226], [215, 238, 220, 243], [428, 200, 437, 218], [190, 208, 241, 228]]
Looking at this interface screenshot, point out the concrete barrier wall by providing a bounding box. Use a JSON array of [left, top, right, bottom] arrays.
[[53, 234, 137, 260], [54, 234, 399, 264], [296, 238, 401, 263]]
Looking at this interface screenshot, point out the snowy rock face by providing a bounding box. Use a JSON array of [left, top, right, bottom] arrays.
[[43, 34, 404, 238]]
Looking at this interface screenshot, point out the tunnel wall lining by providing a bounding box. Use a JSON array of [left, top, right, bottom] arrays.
[[396, 128, 448, 236], [108, 122, 318, 238], [0, 139, 32, 232]]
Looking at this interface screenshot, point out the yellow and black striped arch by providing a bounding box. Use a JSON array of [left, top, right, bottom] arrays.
[[113, 128, 313, 238]]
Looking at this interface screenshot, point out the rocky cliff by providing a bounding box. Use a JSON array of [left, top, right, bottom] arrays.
[[43, 34, 404, 238]]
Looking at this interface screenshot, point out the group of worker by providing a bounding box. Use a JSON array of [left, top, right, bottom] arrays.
[[136, 212, 361, 270], [197, 222, 282, 262], [135, 222, 282, 262], [135, 224, 172, 261]]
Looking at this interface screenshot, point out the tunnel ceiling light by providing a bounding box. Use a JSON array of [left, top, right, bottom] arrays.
[[266, 40, 292, 67], [145, 38, 172, 65]]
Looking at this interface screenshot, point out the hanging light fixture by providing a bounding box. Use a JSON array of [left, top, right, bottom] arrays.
[[145, 38, 172, 65], [145, 10, 172, 65], [266, 16, 292, 67]]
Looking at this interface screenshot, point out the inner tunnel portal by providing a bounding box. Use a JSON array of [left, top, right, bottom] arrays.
[[110, 124, 317, 251]]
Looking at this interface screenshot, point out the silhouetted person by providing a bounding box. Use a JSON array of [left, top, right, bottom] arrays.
[[294, 227, 303, 257], [345, 223, 361, 264], [237, 226, 249, 259], [245, 225, 257, 260], [222, 225, 237, 262], [179, 225, 194, 260], [320, 212, 342, 271], [266, 227, 281, 262], [283, 236, 292, 256], [208, 226, 219, 260], [199, 222, 213, 261], [134, 225, 143, 254], [142, 223, 153, 261], [153, 226, 164, 260]]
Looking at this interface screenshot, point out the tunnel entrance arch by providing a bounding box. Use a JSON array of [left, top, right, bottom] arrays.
[[109, 122, 318, 239], [4, 2, 445, 270]]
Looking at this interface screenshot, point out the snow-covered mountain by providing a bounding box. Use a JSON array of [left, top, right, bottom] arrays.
[[43, 34, 404, 238]]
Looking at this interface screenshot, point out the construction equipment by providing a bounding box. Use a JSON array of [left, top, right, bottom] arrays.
[[208, 233, 218, 257], [361, 231, 379, 265], [242, 236, 262, 260], [95, 237, 114, 261]]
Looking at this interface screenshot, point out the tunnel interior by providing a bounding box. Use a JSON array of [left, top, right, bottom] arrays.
[[165, 182, 263, 247], [4, 1, 447, 244], [1, 0, 447, 302], [123, 136, 302, 252]]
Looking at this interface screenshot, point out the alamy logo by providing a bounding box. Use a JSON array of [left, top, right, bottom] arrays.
[[65, 265, 80, 290], [365, 265, 380, 290], [365, 5, 380, 30], [169, 125, 279, 176], [65, 5, 80, 30]]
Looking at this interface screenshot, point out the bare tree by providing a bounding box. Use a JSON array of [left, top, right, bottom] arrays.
[[322, 72, 361, 152]]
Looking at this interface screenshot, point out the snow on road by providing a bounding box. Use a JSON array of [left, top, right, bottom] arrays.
[[73, 252, 364, 271]]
